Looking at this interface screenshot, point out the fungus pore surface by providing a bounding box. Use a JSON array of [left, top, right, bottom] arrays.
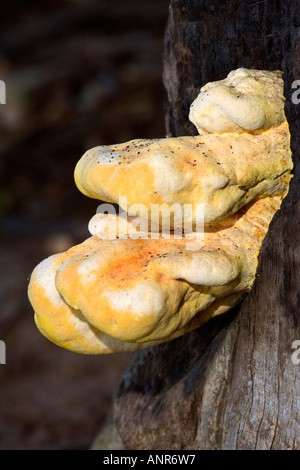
[[28, 68, 293, 354]]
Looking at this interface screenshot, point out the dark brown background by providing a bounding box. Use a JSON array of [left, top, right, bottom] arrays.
[[0, 0, 170, 450]]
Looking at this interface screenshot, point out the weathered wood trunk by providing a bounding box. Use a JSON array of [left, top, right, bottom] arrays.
[[113, 0, 300, 449]]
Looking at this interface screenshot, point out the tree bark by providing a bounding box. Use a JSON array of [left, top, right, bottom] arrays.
[[113, 0, 300, 450]]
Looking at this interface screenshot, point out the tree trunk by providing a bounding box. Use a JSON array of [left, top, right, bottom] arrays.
[[113, 0, 300, 450]]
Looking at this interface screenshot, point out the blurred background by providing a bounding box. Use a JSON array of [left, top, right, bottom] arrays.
[[0, 0, 170, 449]]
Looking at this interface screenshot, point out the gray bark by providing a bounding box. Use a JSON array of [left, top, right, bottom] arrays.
[[113, 0, 300, 450]]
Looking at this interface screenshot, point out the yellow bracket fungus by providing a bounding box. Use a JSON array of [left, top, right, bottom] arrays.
[[28, 68, 293, 354]]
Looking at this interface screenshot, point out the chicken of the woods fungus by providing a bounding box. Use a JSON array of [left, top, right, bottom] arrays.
[[28, 68, 293, 354]]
